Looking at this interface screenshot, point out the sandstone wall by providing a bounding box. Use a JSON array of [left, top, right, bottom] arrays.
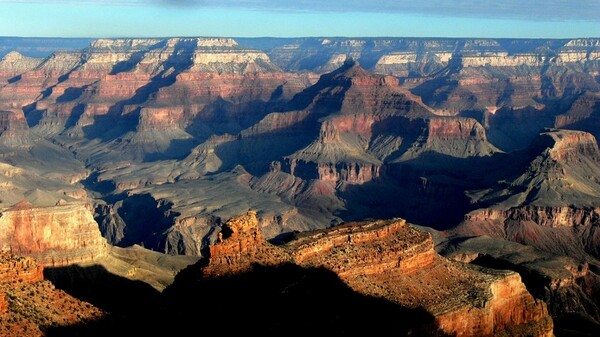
[[0, 204, 108, 266]]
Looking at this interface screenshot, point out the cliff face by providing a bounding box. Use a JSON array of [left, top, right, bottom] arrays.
[[202, 213, 553, 336], [276, 60, 431, 186], [457, 129, 600, 260], [0, 203, 108, 266], [440, 235, 600, 335], [398, 116, 499, 161], [1, 36, 599, 334], [460, 206, 600, 260], [0, 109, 30, 146], [435, 272, 552, 337]]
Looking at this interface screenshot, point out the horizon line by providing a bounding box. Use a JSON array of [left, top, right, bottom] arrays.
[[2, 35, 600, 40]]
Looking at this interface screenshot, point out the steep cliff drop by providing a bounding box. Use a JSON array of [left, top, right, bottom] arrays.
[[191, 211, 553, 336], [0, 202, 108, 266]]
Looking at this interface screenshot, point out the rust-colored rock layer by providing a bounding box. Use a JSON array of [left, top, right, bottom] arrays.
[[0, 253, 103, 337], [204, 212, 553, 336], [0, 204, 108, 266]]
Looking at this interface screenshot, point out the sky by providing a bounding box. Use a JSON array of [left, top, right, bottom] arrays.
[[0, 0, 598, 38]]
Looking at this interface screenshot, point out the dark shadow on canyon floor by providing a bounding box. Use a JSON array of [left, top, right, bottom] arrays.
[[44, 262, 450, 337]]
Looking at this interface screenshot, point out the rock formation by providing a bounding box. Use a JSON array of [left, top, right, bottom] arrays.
[[0, 51, 42, 85], [439, 235, 600, 336], [200, 212, 553, 336], [456, 129, 600, 260], [0, 203, 108, 266], [0, 253, 43, 283], [0, 109, 30, 146], [0, 253, 103, 337]]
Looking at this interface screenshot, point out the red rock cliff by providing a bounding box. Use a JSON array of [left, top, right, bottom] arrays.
[[205, 214, 553, 336], [0, 203, 108, 266]]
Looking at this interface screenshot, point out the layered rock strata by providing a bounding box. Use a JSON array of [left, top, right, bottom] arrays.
[[457, 129, 600, 260], [0, 203, 108, 266], [202, 212, 553, 336]]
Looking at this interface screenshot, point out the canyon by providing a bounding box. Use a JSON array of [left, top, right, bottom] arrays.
[[0, 36, 598, 335]]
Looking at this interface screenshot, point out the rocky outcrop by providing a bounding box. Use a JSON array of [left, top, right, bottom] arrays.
[[203, 213, 553, 336], [203, 211, 289, 277], [286, 159, 381, 184], [434, 272, 553, 337], [536, 128, 600, 162], [0, 253, 44, 283], [288, 219, 436, 275], [440, 235, 600, 335], [0, 253, 103, 337], [0, 203, 108, 266]]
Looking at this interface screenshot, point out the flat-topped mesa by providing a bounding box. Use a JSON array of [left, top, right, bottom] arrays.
[[195, 37, 238, 48], [89, 38, 163, 51], [288, 219, 435, 275], [284, 116, 383, 184], [285, 157, 383, 185], [0, 253, 44, 283], [0, 203, 108, 267], [287, 219, 551, 336], [536, 129, 600, 163]]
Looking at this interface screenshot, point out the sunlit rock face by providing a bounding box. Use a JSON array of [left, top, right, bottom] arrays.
[[0, 203, 108, 266], [202, 213, 553, 337]]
